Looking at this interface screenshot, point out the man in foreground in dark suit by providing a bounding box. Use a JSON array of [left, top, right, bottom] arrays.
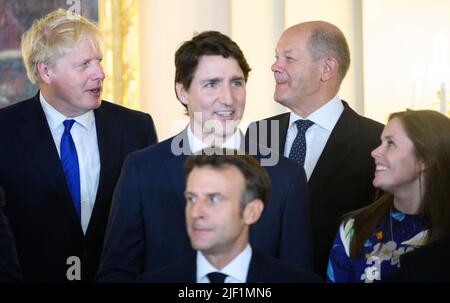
[[98, 31, 312, 282], [0, 187, 22, 282], [138, 151, 321, 283], [246, 21, 383, 276], [0, 9, 157, 282]]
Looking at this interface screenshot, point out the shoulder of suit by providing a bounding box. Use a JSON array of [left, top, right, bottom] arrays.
[[97, 101, 156, 135], [357, 114, 384, 130], [99, 100, 151, 118], [0, 97, 37, 127], [340, 102, 384, 134], [138, 255, 195, 282], [252, 250, 322, 282], [0, 96, 35, 115], [258, 112, 289, 123], [252, 249, 305, 271], [127, 135, 173, 159]]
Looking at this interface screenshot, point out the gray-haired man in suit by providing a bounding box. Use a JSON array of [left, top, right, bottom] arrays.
[[246, 21, 383, 276]]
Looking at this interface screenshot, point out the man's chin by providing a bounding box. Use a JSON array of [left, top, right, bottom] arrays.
[[274, 95, 287, 105], [94, 97, 103, 107], [83, 97, 102, 110], [220, 126, 238, 136], [191, 242, 212, 252], [213, 128, 238, 142], [203, 124, 238, 137]]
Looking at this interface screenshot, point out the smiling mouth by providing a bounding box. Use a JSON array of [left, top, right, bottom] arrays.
[[274, 74, 289, 83], [375, 165, 388, 171], [214, 111, 234, 117]]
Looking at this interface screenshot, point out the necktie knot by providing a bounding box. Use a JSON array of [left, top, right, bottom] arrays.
[[289, 119, 314, 166], [63, 119, 76, 132], [294, 119, 314, 133], [207, 272, 227, 283]]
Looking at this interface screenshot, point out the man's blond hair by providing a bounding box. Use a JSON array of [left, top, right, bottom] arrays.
[[21, 8, 102, 84]]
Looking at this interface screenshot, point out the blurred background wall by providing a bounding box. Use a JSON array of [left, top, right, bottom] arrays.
[[1, 0, 449, 140]]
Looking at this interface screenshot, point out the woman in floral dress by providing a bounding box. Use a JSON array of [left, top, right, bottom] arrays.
[[327, 109, 450, 283]]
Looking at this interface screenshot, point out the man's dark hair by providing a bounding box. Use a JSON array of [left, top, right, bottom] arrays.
[[174, 31, 251, 108], [184, 148, 271, 208]]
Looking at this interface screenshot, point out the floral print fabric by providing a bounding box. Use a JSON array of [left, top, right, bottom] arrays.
[[327, 208, 428, 283]]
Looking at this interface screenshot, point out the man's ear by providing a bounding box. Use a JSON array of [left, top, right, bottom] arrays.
[[37, 62, 52, 85], [175, 82, 188, 105], [243, 199, 264, 225], [321, 57, 339, 82]]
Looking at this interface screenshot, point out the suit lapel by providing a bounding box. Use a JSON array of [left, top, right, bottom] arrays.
[[277, 113, 290, 154], [86, 104, 121, 235], [164, 130, 191, 210], [264, 113, 290, 154], [186, 257, 197, 283], [18, 95, 81, 228], [309, 102, 360, 182], [246, 251, 264, 283]]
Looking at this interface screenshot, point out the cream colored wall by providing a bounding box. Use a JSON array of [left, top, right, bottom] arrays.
[[284, 0, 364, 113], [363, 0, 450, 124], [230, 0, 287, 131], [136, 0, 450, 139], [139, 0, 230, 140], [138, 0, 364, 140]]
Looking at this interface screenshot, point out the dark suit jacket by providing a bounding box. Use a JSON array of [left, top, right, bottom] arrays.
[[97, 130, 312, 282], [0, 187, 22, 282], [400, 236, 450, 283], [136, 250, 322, 283], [0, 93, 157, 282], [246, 101, 383, 276]]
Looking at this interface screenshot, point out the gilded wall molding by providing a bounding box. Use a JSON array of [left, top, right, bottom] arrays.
[[99, 0, 140, 109]]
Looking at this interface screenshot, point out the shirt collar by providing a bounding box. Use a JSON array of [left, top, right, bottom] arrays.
[[289, 95, 344, 132], [39, 92, 95, 131], [187, 123, 241, 153], [197, 244, 252, 283]]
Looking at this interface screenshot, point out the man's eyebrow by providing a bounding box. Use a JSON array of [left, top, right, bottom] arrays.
[[231, 76, 245, 81], [200, 77, 223, 84]]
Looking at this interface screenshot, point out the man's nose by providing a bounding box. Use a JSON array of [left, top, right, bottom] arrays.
[[220, 85, 233, 105]]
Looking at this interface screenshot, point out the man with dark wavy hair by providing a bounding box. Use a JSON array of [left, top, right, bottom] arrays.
[[98, 31, 312, 282]]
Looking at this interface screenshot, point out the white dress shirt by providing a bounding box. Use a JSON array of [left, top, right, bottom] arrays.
[[40, 93, 100, 234], [284, 96, 344, 180], [187, 123, 241, 153], [197, 244, 252, 283]]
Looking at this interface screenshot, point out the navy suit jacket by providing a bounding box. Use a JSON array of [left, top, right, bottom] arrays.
[[98, 130, 312, 282], [246, 101, 383, 276], [136, 250, 322, 283], [0, 93, 157, 282], [400, 236, 450, 283], [0, 187, 22, 282]]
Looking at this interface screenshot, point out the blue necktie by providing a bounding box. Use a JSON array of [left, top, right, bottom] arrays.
[[61, 119, 81, 220], [207, 272, 227, 283], [289, 119, 314, 166]]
